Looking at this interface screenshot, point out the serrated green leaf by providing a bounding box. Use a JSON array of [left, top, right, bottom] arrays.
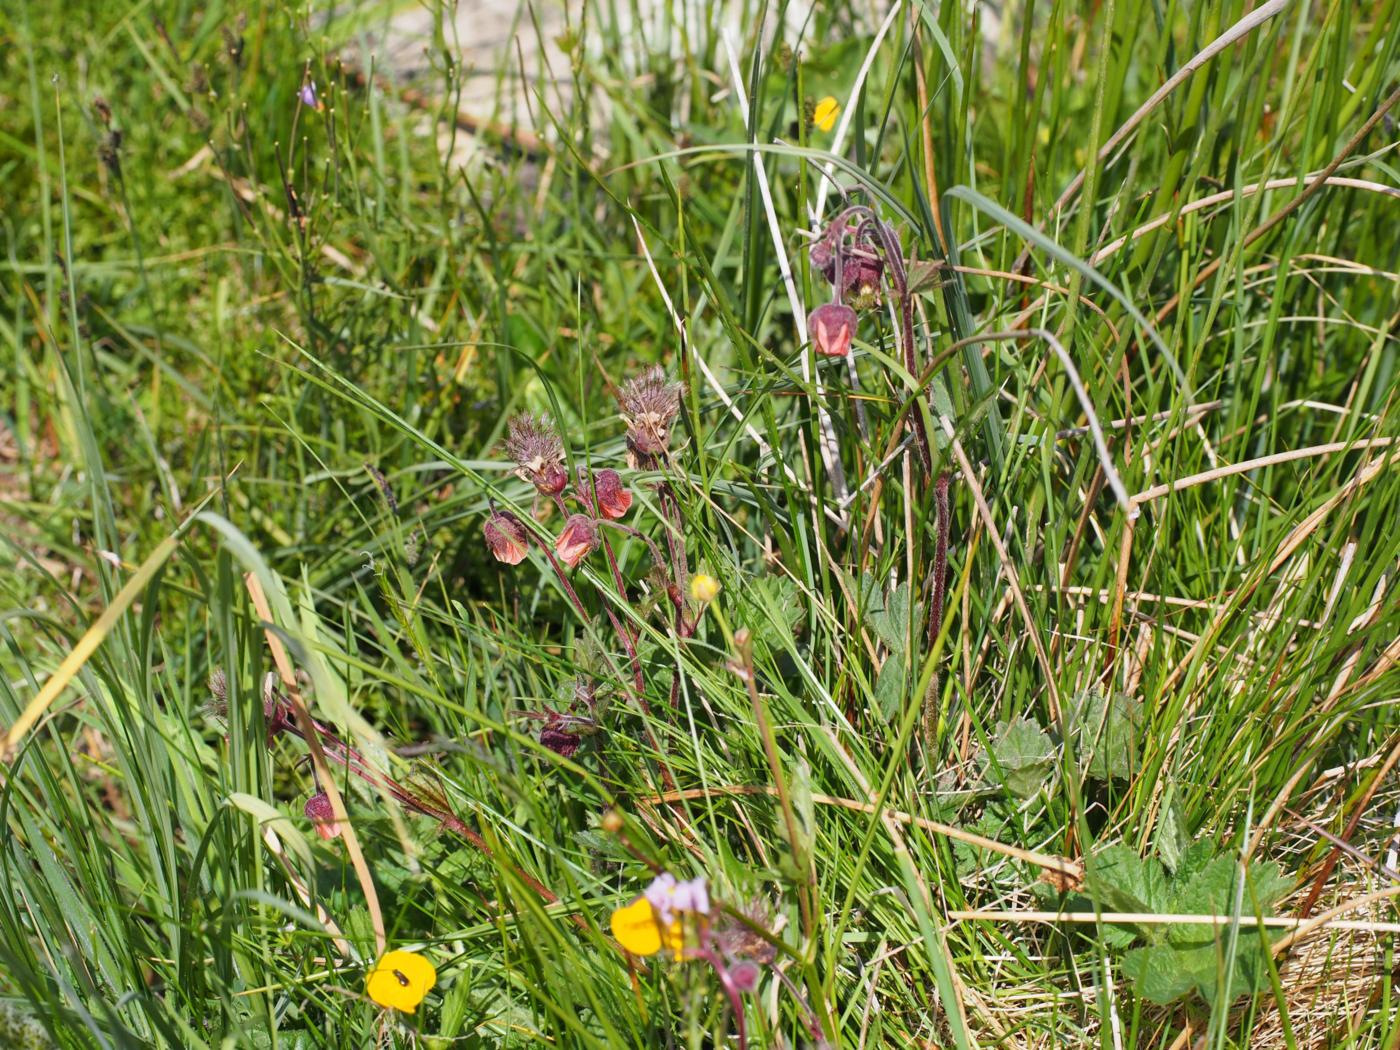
[[1155, 794, 1191, 874], [978, 716, 1055, 799], [1066, 690, 1142, 781], [874, 656, 906, 720], [1085, 845, 1169, 915], [1122, 944, 1200, 1004]]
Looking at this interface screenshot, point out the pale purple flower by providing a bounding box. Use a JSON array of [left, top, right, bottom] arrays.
[[643, 873, 678, 922], [673, 876, 710, 915], [299, 81, 320, 110], [643, 872, 709, 924]]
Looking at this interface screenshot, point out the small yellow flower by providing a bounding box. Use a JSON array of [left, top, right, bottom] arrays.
[[689, 574, 720, 603], [610, 896, 685, 957], [813, 96, 840, 133], [366, 949, 437, 1013]]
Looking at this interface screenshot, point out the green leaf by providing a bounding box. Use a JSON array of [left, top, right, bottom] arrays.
[[1122, 944, 1201, 1004], [1065, 690, 1142, 781], [874, 656, 906, 720], [1084, 845, 1169, 915], [869, 580, 919, 655], [978, 716, 1055, 799]]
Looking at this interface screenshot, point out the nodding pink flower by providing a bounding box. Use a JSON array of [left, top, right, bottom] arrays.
[[505, 414, 568, 496], [811, 218, 885, 304], [808, 302, 857, 358], [483, 509, 530, 565], [304, 791, 341, 841], [592, 469, 632, 520], [728, 960, 762, 993], [619, 367, 681, 468], [555, 514, 599, 569]]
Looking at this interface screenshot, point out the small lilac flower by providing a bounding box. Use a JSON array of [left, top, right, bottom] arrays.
[[555, 514, 599, 569], [304, 791, 341, 841], [672, 877, 710, 916], [591, 469, 632, 520], [299, 81, 321, 111], [483, 509, 530, 565], [807, 302, 857, 358], [643, 873, 679, 923], [644, 872, 709, 924]]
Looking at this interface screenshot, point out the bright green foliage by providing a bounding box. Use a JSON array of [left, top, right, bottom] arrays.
[[1, 0, 1398, 1046], [1085, 843, 1294, 1006]]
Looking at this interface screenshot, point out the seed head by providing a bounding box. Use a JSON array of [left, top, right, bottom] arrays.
[[555, 514, 599, 569], [619, 367, 681, 468], [504, 414, 568, 495], [483, 509, 530, 565], [807, 302, 857, 358]]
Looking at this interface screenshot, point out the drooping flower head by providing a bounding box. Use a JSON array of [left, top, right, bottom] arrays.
[[366, 949, 437, 1013], [588, 468, 633, 520], [483, 508, 530, 565], [504, 414, 568, 496], [807, 302, 857, 358], [554, 514, 599, 569], [619, 367, 681, 469], [810, 216, 886, 306], [304, 791, 341, 841]]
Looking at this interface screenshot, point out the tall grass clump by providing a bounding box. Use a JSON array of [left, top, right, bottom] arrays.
[[1, 0, 1398, 1046]]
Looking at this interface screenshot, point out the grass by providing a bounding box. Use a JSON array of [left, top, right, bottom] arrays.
[[1, 0, 1398, 1046]]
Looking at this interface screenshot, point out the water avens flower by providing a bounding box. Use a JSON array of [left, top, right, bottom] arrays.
[[808, 302, 857, 358], [813, 96, 839, 133], [619, 366, 681, 468], [555, 514, 599, 569], [505, 414, 568, 496], [304, 791, 341, 841], [483, 509, 530, 565], [366, 949, 436, 1013], [591, 469, 632, 520], [689, 574, 720, 603]]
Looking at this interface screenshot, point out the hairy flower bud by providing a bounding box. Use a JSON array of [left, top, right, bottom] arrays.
[[619, 366, 681, 468], [555, 514, 599, 569], [808, 302, 857, 358], [483, 510, 530, 565], [539, 718, 580, 759], [591, 469, 632, 520], [504, 414, 568, 496], [304, 791, 341, 841]]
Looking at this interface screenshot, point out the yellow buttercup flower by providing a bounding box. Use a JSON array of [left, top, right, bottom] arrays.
[[366, 949, 437, 1013], [610, 896, 685, 957], [813, 96, 839, 133], [689, 573, 720, 603]]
